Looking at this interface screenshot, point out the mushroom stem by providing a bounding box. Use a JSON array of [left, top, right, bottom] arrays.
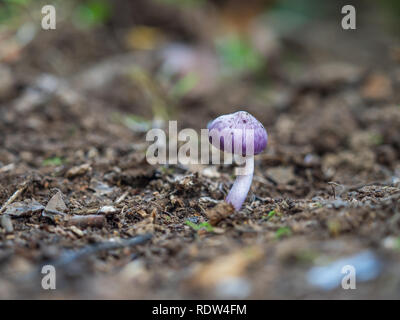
[[225, 155, 254, 211]]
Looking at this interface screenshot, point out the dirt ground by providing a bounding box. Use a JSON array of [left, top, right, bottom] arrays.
[[1, 0, 400, 299]]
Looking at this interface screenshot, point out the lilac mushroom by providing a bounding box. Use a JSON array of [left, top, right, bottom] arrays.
[[208, 111, 268, 211]]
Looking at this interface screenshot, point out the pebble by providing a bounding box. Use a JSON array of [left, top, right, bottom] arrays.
[[1, 215, 13, 233], [66, 163, 92, 178], [98, 206, 117, 215], [187, 216, 199, 224], [382, 236, 400, 250]]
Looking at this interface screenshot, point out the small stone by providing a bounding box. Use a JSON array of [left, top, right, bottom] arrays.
[[1, 215, 13, 233], [382, 236, 399, 250], [45, 191, 67, 213], [0, 163, 15, 173], [328, 199, 348, 209], [90, 180, 114, 196], [66, 163, 91, 178], [187, 216, 199, 224], [98, 206, 117, 215]]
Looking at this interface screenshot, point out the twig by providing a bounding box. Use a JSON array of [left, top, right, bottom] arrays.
[[0, 182, 28, 215], [49, 233, 153, 268], [328, 179, 397, 198], [67, 214, 105, 228], [328, 181, 338, 199], [115, 191, 129, 204], [16, 234, 153, 283]]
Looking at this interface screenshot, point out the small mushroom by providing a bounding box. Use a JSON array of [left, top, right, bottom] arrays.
[[208, 111, 268, 210]]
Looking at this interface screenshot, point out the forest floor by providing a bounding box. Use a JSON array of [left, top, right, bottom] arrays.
[[1, 6, 400, 299]]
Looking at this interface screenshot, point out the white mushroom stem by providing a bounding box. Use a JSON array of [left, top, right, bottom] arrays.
[[225, 155, 254, 211]]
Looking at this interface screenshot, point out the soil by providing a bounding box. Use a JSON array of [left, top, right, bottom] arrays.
[[0, 0, 400, 299]]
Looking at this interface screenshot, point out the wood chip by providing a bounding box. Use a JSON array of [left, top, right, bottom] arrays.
[[67, 215, 105, 228], [206, 202, 235, 226]]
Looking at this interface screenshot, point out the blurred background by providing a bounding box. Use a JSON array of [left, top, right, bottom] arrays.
[[1, 0, 400, 299], [1, 0, 400, 182]]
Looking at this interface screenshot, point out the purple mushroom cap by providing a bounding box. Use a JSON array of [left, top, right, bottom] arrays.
[[207, 111, 268, 156]]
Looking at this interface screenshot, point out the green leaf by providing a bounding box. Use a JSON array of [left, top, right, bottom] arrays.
[[185, 220, 214, 232], [216, 34, 263, 74], [155, 0, 205, 8], [267, 210, 276, 218], [74, 0, 111, 28], [262, 209, 277, 220], [170, 72, 198, 98], [275, 226, 291, 239], [3, 0, 30, 5], [42, 157, 64, 166], [370, 133, 384, 146], [0, 0, 27, 24], [111, 112, 152, 133]]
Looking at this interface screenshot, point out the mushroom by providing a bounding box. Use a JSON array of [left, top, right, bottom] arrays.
[[208, 111, 268, 211]]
